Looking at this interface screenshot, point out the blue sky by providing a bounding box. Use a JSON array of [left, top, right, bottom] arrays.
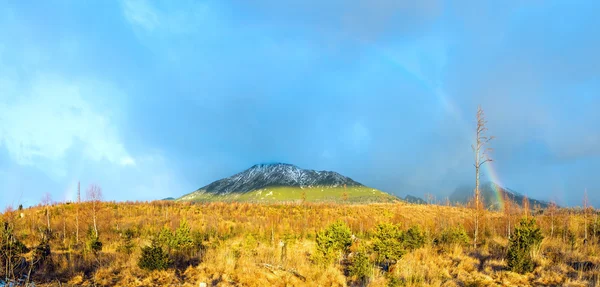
[[0, 1, 598, 207]]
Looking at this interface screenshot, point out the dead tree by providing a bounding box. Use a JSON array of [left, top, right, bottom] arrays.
[[548, 200, 557, 238], [504, 192, 512, 239], [86, 184, 103, 238], [523, 196, 530, 218], [584, 189, 589, 244], [472, 106, 494, 248], [76, 181, 80, 244], [594, 209, 598, 245], [41, 193, 52, 234]]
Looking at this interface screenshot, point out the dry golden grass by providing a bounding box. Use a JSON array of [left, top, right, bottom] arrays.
[[1, 201, 598, 286]]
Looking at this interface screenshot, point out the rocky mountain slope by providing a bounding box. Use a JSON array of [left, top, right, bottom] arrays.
[[178, 163, 397, 203]]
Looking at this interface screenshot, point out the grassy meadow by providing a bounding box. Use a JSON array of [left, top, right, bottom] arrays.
[[177, 186, 398, 203], [0, 200, 599, 286]]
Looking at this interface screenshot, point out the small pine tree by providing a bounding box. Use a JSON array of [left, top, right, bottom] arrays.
[[157, 226, 174, 251], [86, 226, 102, 254], [173, 219, 194, 251], [138, 241, 171, 271], [507, 218, 543, 274], [34, 239, 51, 261], [118, 229, 136, 255], [349, 248, 371, 285], [402, 225, 426, 251], [315, 221, 352, 264], [372, 223, 404, 266]]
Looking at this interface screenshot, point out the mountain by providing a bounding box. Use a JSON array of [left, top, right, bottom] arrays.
[[403, 195, 427, 205], [449, 182, 551, 210], [178, 163, 398, 203]]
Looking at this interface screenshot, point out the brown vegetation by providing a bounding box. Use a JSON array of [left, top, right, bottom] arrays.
[[0, 199, 598, 286]]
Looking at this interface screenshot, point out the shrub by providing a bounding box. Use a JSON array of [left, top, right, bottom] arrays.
[[0, 221, 30, 279], [139, 242, 171, 271], [568, 229, 576, 251], [315, 221, 352, 264], [0, 224, 29, 256], [34, 239, 51, 261], [372, 223, 404, 264], [118, 228, 136, 255], [507, 218, 543, 274], [86, 227, 103, 254], [402, 225, 426, 251], [172, 219, 194, 251], [588, 221, 600, 241], [348, 248, 372, 284], [157, 226, 174, 251], [87, 236, 103, 254], [438, 226, 470, 247]]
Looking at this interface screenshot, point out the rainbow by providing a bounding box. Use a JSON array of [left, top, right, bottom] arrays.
[[375, 43, 508, 209], [483, 162, 505, 210]]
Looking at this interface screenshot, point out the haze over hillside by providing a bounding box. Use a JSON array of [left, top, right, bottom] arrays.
[[449, 182, 551, 210]]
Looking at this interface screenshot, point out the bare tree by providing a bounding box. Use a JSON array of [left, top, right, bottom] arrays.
[[86, 184, 103, 238], [548, 200, 557, 238], [523, 196, 530, 218], [472, 106, 494, 248], [503, 192, 512, 239], [584, 189, 589, 244], [76, 181, 80, 244], [342, 184, 348, 203], [1, 211, 28, 283], [41, 193, 52, 233], [594, 208, 598, 245]]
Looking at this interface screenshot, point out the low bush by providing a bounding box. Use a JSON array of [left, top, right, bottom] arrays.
[[117, 228, 136, 255], [372, 223, 404, 268], [139, 242, 171, 271], [437, 226, 470, 247], [507, 218, 543, 274], [402, 225, 426, 251], [314, 221, 352, 265], [348, 248, 372, 284]]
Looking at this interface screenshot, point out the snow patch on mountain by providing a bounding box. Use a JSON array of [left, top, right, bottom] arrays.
[[190, 163, 363, 195]]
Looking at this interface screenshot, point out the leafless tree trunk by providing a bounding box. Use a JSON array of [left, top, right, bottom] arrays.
[[41, 193, 52, 236], [584, 189, 589, 244], [504, 192, 512, 239], [63, 218, 66, 246], [549, 201, 557, 238], [594, 211, 598, 244], [472, 106, 494, 248], [76, 181, 80, 244], [87, 184, 103, 238], [523, 196, 530, 218]]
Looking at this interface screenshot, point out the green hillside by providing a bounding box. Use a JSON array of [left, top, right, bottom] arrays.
[[178, 185, 399, 203]]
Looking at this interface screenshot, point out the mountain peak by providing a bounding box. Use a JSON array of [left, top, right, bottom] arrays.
[[189, 163, 363, 195], [249, 162, 298, 170]]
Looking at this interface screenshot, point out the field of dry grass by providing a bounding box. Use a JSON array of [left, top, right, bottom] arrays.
[[1, 201, 598, 286]]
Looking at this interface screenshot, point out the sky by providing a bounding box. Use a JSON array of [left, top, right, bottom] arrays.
[[0, 0, 599, 208]]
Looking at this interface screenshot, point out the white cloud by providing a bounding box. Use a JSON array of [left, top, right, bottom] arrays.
[[120, 156, 137, 166], [0, 75, 133, 174], [121, 0, 210, 34], [122, 0, 160, 32]]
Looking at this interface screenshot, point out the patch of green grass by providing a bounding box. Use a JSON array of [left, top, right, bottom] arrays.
[[178, 186, 399, 203]]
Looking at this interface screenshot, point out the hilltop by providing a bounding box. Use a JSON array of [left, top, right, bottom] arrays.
[[178, 163, 398, 203]]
